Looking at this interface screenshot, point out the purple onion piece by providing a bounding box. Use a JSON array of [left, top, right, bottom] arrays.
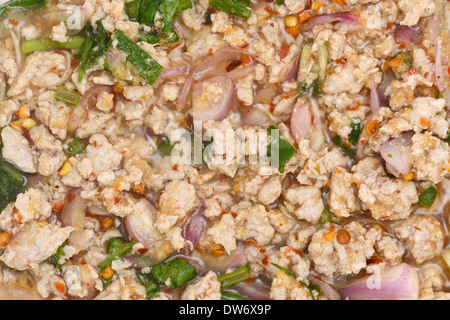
[[302, 11, 358, 32], [434, 37, 444, 91], [393, 25, 418, 44], [370, 83, 381, 113], [380, 132, 413, 176], [183, 205, 207, 245], [234, 282, 271, 300], [279, 58, 300, 83], [290, 98, 312, 141], [241, 107, 270, 126], [191, 75, 235, 122], [60, 188, 87, 228], [338, 263, 419, 300]]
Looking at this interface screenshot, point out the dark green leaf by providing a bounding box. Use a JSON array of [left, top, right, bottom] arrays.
[[0, 157, 28, 212], [97, 237, 135, 271], [267, 125, 297, 174], [418, 186, 437, 209], [348, 119, 362, 146], [136, 272, 160, 299], [125, 0, 140, 21], [332, 136, 355, 159], [209, 0, 252, 19], [151, 257, 197, 288], [112, 30, 164, 85], [66, 138, 86, 156], [49, 240, 68, 273], [157, 136, 174, 157]]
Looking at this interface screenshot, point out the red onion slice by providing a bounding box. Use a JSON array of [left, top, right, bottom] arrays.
[[370, 81, 381, 113], [234, 282, 271, 300], [302, 11, 358, 32], [338, 263, 419, 300], [290, 98, 312, 141], [68, 85, 114, 133], [192, 47, 243, 81], [125, 199, 162, 249], [60, 189, 87, 228], [183, 205, 206, 245], [378, 69, 396, 106], [434, 37, 444, 91], [191, 75, 235, 122], [279, 58, 299, 83], [380, 132, 413, 176], [227, 61, 257, 81], [393, 25, 418, 44]]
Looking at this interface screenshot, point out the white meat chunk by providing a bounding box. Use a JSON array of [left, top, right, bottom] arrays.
[[329, 167, 357, 217], [308, 222, 382, 277], [232, 200, 275, 246], [156, 180, 199, 233], [270, 272, 313, 300], [95, 278, 146, 300], [1, 221, 73, 270], [8, 51, 68, 97], [181, 271, 221, 300], [282, 186, 325, 224], [28, 125, 66, 176], [1, 126, 37, 173], [393, 215, 445, 265], [375, 235, 405, 265], [352, 157, 418, 220], [410, 132, 450, 184], [398, 0, 436, 26]]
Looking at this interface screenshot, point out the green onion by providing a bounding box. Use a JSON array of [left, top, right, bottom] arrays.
[[21, 36, 85, 55], [209, 0, 252, 20], [270, 262, 295, 278], [319, 206, 333, 224], [218, 265, 251, 288], [54, 87, 80, 106], [418, 186, 437, 209], [112, 30, 164, 85], [221, 290, 249, 300]]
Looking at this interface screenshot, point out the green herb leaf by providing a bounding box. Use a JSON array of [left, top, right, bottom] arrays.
[[97, 237, 135, 271], [209, 0, 252, 20], [332, 136, 355, 159], [77, 20, 109, 82], [0, 156, 28, 212], [270, 262, 295, 278], [300, 280, 323, 300], [319, 206, 333, 224], [151, 257, 197, 288], [267, 125, 297, 174], [112, 30, 164, 85], [348, 119, 362, 146], [157, 136, 174, 157], [66, 138, 86, 156], [218, 265, 251, 288], [136, 272, 160, 300], [139, 0, 192, 45], [125, 0, 140, 21], [49, 240, 68, 273], [418, 186, 437, 209]]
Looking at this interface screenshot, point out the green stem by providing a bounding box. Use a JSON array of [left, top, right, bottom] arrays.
[[54, 87, 80, 106], [218, 265, 251, 288], [21, 36, 85, 54]]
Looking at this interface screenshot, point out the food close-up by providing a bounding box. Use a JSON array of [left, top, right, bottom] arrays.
[[0, 0, 449, 300]]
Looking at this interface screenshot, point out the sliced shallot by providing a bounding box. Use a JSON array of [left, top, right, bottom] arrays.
[[393, 25, 418, 44], [183, 205, 207, 245], [279, 58, 299, 83], [290, 98, 312, 141], [379, 131, 414, 176], [191, 75, 235, 122], [338, 263, 419, 300], [234, 282, 271, 300], [302, 11, 358, 32], [125, 199, 162, 249], [434, 36, 444, 91]]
